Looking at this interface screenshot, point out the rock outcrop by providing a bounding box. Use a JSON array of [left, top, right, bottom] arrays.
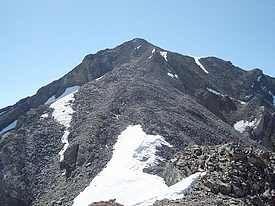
[[156, 144, 275, 206]]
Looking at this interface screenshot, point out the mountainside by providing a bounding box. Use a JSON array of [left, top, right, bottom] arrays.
[[0, 38, 275, 206]]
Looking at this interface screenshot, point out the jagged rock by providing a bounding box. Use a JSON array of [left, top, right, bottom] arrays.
[[161, 162, 184, 186], [164, 144, 275, 205], [61, 143, 79, 177]]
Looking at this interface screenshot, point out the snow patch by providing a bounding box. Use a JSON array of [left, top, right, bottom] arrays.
[[59, 131, 70, 162], [193, 57, 209, 74], [269, 91, 275, 105], [136, 172, 206, 206], [238, 100, 247, 105], [136, 45, 142, 50], [257, 75, 263, 82], [149, 48, 156, 59], [160, 51, 168, 61], [73, 125, 204, 206], [0, 111, 7, 116], [45, 96, 56, 105], [234, 119, 260, 133], [96, 76, 103, 81], [0, 120, 17, 134], [41, 113, 49, 118], [207, 88, 224, 97], [167, 72, 178, 79], [207, 88, 246, 105], [50, 93, 76, 128], [50, 86, 79, 162], [45, 86, 80, 105]]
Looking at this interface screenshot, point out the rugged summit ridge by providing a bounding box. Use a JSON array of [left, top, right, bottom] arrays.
[[0, 38, 153, 131], [0, 39, 275, 206]]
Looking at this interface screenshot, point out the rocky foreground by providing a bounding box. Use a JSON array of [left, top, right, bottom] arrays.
[[155, 144, 275, 206]]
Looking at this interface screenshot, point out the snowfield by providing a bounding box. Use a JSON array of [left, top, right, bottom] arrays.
[[73, 125, 205, 206], [48, 86, 79, 162]]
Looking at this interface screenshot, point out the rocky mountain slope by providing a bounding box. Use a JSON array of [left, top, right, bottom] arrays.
[[0, 38, 274, 206]]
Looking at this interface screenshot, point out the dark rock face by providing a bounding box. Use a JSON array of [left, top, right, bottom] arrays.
[[1, 38, 275, 205], [0, 106, 65, 206], [252, 111, 275, 150]]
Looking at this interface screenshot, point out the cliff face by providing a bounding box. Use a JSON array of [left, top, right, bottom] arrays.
[[0, 38, 275, 206]]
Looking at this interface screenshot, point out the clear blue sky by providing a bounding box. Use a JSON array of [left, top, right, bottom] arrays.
[[1, 0, 275, 108]]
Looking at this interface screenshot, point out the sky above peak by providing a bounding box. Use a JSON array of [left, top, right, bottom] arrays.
[[1, 0, 275, 108]]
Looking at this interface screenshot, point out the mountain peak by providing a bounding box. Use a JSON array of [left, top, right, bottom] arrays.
[[130, 37, 149, 43], [1, 39, 275, 206]]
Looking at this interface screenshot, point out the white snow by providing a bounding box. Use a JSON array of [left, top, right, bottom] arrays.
[[45, 96, 56, 105], [193, 57, 209, 74], [0, 111, 7, 116], [257, 75, 262, 82], [149, 48, 156, 59], [41, 113, 49, 118], [160, 51, 168, 61], [0, 120, 17, 135], [96, 76, 103, 81], [58, 131, 70, 162], [269, 91, 275, 105], [207, 88, 224, 97], [136, 172, 206, 206], [234, 119, 261, 133], [136, 45, 142, 50], [49, 86, 79, 162], [73, 125, 205, 206], [45, 86, 80, 105], [167, 72, 178, 79], [238, 100, 247, 105], [50, 92, 76, 128], [207, 88, 246, 105]]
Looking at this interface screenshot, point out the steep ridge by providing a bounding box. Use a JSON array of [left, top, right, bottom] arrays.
[[0, 38, 155, 131], [0, 38, 275, 206]]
